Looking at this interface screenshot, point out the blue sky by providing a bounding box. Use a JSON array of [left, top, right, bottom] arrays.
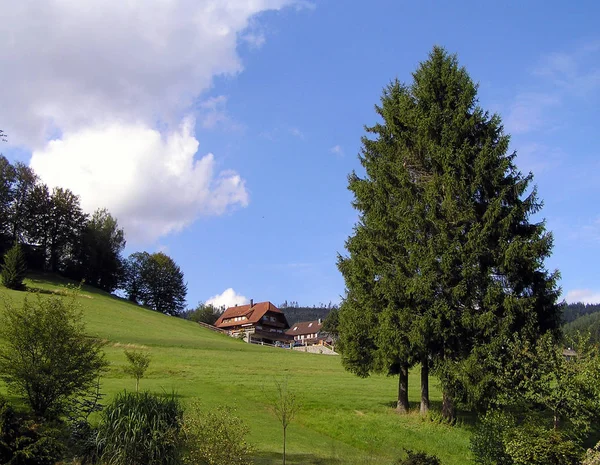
[[1, 0, 599, 308]]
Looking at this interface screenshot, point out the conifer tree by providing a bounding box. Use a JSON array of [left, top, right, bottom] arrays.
[[1, 243, 27, 290], [338, 46, 561, 418]]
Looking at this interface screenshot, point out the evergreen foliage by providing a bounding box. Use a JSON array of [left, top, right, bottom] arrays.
[[0, 397, 65, 465], [562, 301, 600, 324], [1, 243, 27, 290], [564, 310, 600, 344], [0, 293, 108, 419], [337, 46, 562, 418], [321, 307, 339, 338], [282, 305, 332, 325]]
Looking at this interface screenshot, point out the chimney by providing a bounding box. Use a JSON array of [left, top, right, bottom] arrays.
[[318, 318, 322, 324], [250, 299, 254, 307]]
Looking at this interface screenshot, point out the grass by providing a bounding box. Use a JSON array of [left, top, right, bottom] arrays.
[[0, 274, 474, 464]]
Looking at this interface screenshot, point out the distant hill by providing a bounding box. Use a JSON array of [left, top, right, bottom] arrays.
[[563, 302, 600, 324], [280, 305, 333, 326], [563, 310, 600, 344]]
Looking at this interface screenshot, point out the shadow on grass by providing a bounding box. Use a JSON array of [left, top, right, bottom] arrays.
[[252, 451, 345, 465], [381, 400, 478, 428]]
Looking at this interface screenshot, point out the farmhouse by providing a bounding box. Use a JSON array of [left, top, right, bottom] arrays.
[[214, 300, 291, 345], [286, 319, 326, 346]]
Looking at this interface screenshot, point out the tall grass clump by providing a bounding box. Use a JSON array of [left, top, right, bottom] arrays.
[[96, 391, 183, 465]]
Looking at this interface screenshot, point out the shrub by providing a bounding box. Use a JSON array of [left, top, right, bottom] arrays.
[[583, 441, 600, 465], [504, 425, 582, 465], [471, 410, 515, 465], [0, 294, 108, 419], [396, 449, 442, 465], [1, 243, 27, 290], [96, 391, 183, 465], [0, 397, 65, 465], [472, 410, 584, 465], [183, 403, 254, 465]]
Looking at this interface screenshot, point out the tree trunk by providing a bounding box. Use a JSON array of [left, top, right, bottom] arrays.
[[397, 363, 409, 414], [420, 356, 430, 415], [441, 389, 455, 423], [283, 426, 287, 465]]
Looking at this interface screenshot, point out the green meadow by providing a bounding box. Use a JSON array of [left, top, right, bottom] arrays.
[[0, 275, 473, 465]]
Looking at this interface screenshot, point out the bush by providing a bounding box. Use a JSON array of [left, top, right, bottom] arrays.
[[0, 294, 108, 419], [1, 243, 27, 290], [471, 410, 515, 465], [183, 403, 254, 465], [0, 397, 65, 465], [505, 425, 582, 465], [96, 391, 183, 465], [396, 449, 442, 465], [583, 441, 600, 465], [472, 410, 584, 465]]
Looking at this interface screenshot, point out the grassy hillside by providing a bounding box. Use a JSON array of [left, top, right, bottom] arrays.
[[0, 275, 473, 465]]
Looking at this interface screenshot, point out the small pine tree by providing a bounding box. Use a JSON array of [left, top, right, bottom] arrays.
[[1, 243, 27, 290]]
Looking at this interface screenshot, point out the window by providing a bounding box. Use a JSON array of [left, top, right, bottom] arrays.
[[308, 323, 313, 327]]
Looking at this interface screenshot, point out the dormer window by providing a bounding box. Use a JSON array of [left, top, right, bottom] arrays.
[[308, 323, 313, 327]]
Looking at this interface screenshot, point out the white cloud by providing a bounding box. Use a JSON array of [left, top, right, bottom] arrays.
[[565, 289, 600, 304], [289, 127, 304, 139], [0, 0, 306, 242], [30, 118, 249, 243], [504, 93, 559, 135], [504, 42, 600, 135], [515, 142, 562, 174], [330, 144, 343, 156], [206, 288, 249, 309], [534, 41, 600, 97], [1, 0, 296, 147], [197, 95, 243, 131]]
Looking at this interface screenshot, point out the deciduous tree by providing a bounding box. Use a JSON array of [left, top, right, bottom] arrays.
[[0, 293, 108, 419], [47, 187, 87, 272], [123, 350, 151, 393], [77, 208, 126, 292], [124, 252, 187, 315]]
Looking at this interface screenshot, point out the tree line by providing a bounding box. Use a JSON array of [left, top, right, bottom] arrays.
[[0, 156, 187, 315], [562, 301, 600, 324]]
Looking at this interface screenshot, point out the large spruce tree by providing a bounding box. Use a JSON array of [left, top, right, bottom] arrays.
[[337, 47, 562, 417]]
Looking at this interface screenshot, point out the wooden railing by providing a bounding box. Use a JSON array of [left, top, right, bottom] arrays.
[[196, 321, 228, 334]]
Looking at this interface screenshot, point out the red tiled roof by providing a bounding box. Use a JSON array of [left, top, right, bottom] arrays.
[[215, 301, 284, 328], [286, 320, 323, 336]]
